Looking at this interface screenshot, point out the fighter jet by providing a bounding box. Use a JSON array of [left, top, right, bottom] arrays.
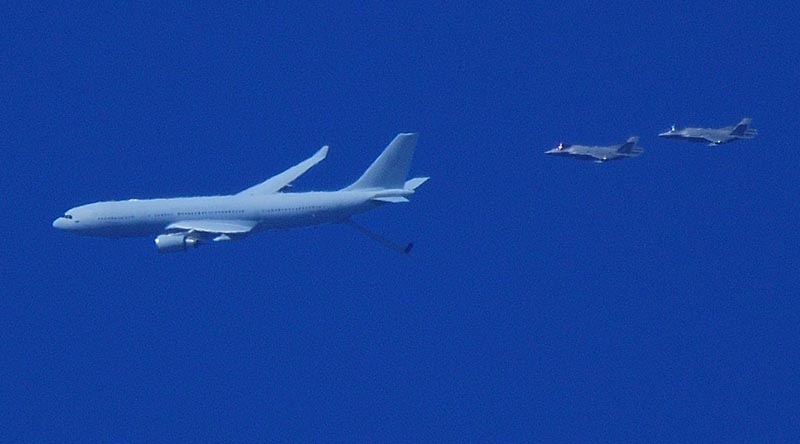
[[544, 136, 643, 163], [53, 133, 429, 253], [658, 117, 757, 146]]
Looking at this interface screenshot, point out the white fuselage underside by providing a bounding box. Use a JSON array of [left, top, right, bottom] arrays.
[[55, 191, 386, 238]]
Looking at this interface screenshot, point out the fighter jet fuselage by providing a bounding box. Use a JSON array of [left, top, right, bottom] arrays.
[[659, 118, 757, 146], [545, 137, 643, 163]]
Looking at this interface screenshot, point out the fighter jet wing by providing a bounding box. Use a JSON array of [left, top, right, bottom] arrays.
[[165, 219, 258, 234], [237, 145, 328, 195], [583, 151, 607, 161], [701, 135, 726, 146]]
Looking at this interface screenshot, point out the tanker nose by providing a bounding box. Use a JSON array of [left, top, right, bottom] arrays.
[[53, 215, 78, 230], [53, 217, 68, 229]]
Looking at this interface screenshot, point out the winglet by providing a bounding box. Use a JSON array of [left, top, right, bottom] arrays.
[[237, 145, 328, 195]]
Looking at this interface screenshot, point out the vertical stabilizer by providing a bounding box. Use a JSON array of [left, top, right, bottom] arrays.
[[730, 118, 756, 137], [617, 136, 640, 154], [345, 133, 418, 190]]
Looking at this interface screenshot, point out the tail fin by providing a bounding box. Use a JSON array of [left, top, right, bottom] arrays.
[[730, 118, 757, 138], [345, 133, 418, 191], [617, 136, 641, 154]]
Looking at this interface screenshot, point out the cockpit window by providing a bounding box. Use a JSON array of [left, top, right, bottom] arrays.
[[64, 214, 73, 219]]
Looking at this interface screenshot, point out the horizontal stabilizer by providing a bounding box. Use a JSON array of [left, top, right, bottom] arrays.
[[372, 196, 409, 203], [238, 145, 328, 195], [404, 177, 430, 191]]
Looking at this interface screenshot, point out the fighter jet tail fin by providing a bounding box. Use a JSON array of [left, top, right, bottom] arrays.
[[344, 133, 418, 191], [730, 118, 757, 138], [617, 136, 642, 155]]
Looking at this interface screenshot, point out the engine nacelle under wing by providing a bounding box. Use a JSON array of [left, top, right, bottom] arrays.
[[154, 233, 201, 253]]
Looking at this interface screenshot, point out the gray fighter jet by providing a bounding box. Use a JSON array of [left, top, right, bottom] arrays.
[[658, 117, 757, 146], [545, 136, 643, 163]]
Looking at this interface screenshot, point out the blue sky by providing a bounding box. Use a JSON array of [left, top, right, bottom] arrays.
[[4, 2, 799, 442]]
